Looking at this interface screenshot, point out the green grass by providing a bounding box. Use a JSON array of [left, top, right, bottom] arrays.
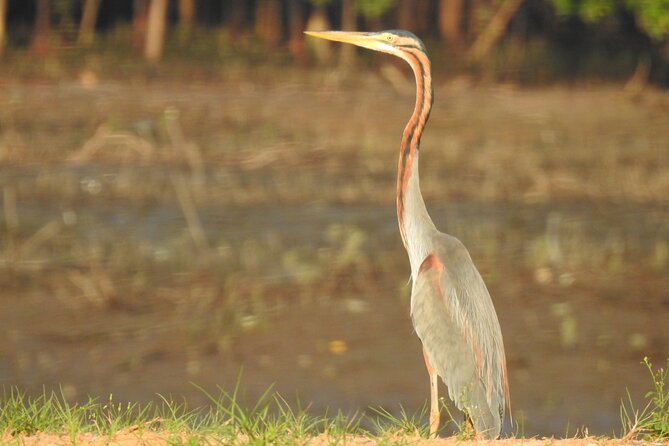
[[368, 405, 429, 439], [0, 383, 478, 444], [2, 357, 668, 443], [620, 357, 669, 441], [0, 385, 430, 445], [0, 388, 154, 438]]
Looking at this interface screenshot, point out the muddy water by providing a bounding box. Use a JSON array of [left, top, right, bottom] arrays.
[[1, 164, 668, 437]]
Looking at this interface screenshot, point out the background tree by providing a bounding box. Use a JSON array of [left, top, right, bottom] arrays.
[[467, 0, 524, 63], [306, 0, 333, 63], [79, 0, 101, 47], [307, 0, 397, 66], [339, 0, 357, 66], [551, 0, 669, 40], [225, 0, 248, 39], [355, 0, 396, 29], [144, 0, 168, 61], [287, 0, 308, 64], [0, 0, 665, 85], [551, 0, 669, 85], [627, 0, 669, 40], [178, 0, 195, 31], [0, 0, 6, 54], [255, 0, 283, 49], [397, 0, 416, 31], [53, 0, 76, 42], [439, 0, 464, 53], [132, 0, 149, 52], [32, 0, 51, 55]]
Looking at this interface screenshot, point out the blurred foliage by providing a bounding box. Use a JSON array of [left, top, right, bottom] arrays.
[[355, 0, 398, 18], [628, 0, 669, 39], [53, 0, 74, 19], [551, 0, 615, 22], [308, 0, 397, 17], [552, 0, 669, 39], [308, 0, 332, 7]]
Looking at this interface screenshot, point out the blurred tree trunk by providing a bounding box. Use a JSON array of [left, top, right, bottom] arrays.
[[132, 0, 149, 51], [398, 0, 416, 31], [0, 0, 7, 54], [339, 0, 356, 67], [227, 0, 246, 38], [305, 6, 331, 63], [255, 0, 282, 49], [287, 0, 307, 65], [365, 15, 383, 31], [178, 0, 195, 29], [55, 0, 75, 42], [624, 53, 651, 95], [415, 0, 430, 34], [78, 0, 100, 47], [466, 0, 487, 41], [439, 0, 463, 53], [145, 0, 168, 62], [32, 0, 51, 55], [467, 0, 523, 63]]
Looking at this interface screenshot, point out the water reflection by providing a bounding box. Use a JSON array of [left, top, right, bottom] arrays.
[[0, 164, 667, 436]]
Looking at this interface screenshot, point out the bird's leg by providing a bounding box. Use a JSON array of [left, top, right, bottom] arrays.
[[428, 370, 439, 437], [422, 349, 440, 437]]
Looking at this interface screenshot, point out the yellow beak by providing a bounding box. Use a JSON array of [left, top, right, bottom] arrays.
[[304, 31, 388, 52]]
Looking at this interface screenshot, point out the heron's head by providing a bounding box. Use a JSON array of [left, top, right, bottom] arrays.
[[304, 30, 427, 58]]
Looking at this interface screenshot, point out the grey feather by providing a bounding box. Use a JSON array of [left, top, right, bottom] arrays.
[[410, 232, 507, 439]]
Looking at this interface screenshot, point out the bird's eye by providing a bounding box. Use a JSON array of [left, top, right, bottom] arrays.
[[386, 35, 394, 42]]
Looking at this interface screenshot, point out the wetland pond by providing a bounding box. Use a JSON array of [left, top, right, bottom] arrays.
[[0, 82, 668, 437]]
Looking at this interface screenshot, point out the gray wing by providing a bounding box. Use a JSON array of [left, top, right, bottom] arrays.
[[410, 233, 509, 439]]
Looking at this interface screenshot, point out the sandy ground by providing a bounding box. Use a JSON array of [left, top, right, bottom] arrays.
[[3, 432, 668, 446]]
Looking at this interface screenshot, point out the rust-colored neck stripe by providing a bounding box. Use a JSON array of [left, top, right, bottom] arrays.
[[397, 47, 433, 246]]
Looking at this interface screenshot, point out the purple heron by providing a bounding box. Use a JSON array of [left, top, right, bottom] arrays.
[[305, 30, 511, 438]]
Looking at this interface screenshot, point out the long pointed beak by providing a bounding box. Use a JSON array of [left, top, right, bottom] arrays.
[[304, 31, 386, 52]]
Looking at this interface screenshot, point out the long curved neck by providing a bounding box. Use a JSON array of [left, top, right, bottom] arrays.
[[396, 47, 436, 276]]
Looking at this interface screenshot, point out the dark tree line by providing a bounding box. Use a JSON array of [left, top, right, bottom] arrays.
[[0, 1, 667, 82]]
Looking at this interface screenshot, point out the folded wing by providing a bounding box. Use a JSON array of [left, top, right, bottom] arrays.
[[410, 233, 509, 439]]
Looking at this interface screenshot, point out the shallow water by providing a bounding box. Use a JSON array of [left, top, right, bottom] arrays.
[[1, 164, 667, 436], [1, 79, 669, 437]]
